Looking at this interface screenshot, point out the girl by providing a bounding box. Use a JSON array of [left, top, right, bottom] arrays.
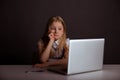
[[34, 16, 69, 68]]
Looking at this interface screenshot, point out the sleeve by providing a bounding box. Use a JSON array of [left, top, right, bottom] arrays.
[[37, 39, 44, 54], [32, 39, 44, 64]]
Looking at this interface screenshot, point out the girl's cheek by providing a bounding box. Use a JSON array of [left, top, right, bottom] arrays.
[[48, 30, 53, 33], [50, 30, 55, 33]]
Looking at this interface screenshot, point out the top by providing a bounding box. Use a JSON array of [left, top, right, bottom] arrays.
[[50, 38, 69, 60]]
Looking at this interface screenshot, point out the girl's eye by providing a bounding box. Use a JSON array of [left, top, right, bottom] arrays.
[[58, 28, 62, 30], [51, 27, 55, 30]]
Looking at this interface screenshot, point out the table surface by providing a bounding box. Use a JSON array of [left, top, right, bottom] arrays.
[[0, 65, 120, 80]]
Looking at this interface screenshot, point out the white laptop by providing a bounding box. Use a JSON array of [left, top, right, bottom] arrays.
[[48, 38, 105, 75]]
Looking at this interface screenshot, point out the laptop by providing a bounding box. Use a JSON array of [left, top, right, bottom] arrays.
[[48, 38, 105, 75]]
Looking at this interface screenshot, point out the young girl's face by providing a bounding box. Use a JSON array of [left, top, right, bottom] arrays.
[[49, 21, 64, 40]]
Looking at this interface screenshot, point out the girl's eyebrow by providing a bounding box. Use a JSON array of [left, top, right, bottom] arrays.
[[51, 26, 62, 28], [50, 26, 56, 28]]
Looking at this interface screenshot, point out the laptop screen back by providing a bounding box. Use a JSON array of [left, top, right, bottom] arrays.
[[67, 38, 105, 75]]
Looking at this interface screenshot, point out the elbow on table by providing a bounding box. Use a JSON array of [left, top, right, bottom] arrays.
[[40, 58, 48, 63]]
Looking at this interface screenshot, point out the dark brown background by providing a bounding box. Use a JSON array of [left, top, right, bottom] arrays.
[[0, 0, 120, 64]]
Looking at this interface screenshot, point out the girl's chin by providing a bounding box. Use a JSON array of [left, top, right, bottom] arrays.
[[54, 38, 59, 40], [54, 37, 60, 40]]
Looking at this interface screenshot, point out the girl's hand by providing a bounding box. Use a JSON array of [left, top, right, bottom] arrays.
[[48, 31, 55, 41]]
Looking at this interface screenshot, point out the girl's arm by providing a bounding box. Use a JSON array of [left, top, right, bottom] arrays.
[[38, 39, 54, 63], [34, 58, 68, 68], [38, 32, 55, 63]]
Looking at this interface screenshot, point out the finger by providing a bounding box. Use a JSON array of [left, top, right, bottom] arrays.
[[48, 33, 54, 39], [50, 33, 54, 37]]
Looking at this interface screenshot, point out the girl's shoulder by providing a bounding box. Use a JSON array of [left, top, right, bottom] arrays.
[[38, 39, 44, 45], [66, 38, 70, 41], [66, 38, 70, 46], [38, 38, 43, 42]]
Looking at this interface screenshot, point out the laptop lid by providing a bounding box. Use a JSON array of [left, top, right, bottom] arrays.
[[67, 38, 105, 75]]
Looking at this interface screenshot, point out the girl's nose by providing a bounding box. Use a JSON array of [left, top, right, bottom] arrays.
[[55, 29, 58, 33]]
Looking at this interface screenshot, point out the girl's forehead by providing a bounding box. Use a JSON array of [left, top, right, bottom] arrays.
[[50, 21, 63, 27]]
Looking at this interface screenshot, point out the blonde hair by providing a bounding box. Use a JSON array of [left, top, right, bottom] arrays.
[[42, 16, 68, 58]]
